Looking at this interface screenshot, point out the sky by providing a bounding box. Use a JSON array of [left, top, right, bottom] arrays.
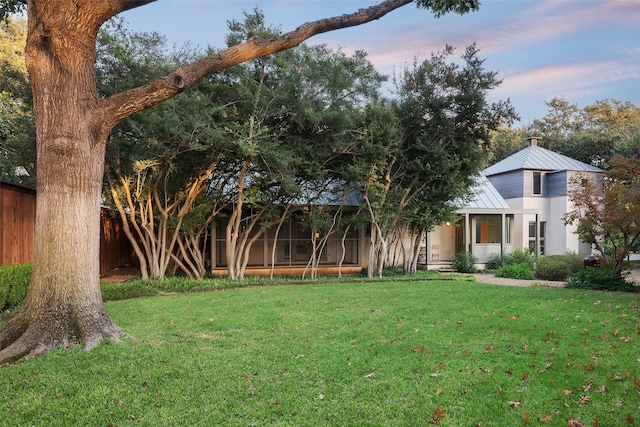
[[121, 0, 640, 125]]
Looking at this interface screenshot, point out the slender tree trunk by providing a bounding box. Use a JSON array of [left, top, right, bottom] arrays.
[[404, 228, 424, 275]]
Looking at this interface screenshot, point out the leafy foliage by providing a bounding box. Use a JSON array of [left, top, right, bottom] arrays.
[[485, 249, 535, 271], [565, 267, 636, 292], [485, 252, 509, 270], [495, 263, 535, 280], [0, 17, 35, 185], [510, 249, 535, 269], [534, 254, 584, 281], [452, 251, 477, 273], [0, 263, 30, 311], [564, 155, 640, 274]]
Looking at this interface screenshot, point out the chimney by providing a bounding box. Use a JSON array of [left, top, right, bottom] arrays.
[[527, 136, 540, 147]]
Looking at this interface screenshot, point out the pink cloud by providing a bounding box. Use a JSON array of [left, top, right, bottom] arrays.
[[495, 61, 640, 99]]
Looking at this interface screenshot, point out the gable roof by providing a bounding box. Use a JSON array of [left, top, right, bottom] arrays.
[[483, 143, 602, 176], [458, 174, 511, 210]]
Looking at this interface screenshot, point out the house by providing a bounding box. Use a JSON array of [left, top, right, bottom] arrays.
[[426, 137, 603, 268]]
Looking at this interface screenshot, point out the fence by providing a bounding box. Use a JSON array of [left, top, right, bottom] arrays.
[[0, 181, 36, 266], [0, 180, 136, 275]]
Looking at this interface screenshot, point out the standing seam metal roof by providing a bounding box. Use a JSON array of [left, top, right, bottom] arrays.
[[483, 144, 603, 176], [459, 174, 511, 210]]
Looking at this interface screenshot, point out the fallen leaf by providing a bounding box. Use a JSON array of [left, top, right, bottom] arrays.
[[583, 380, 593, 392], [429, 405, 446, 425], [567, 417, 584, 427], [364, 373, 375, 379], [317, 394, 324, 400], [522, 412, 530, 424], [508, 401, 521, 407], [626, 414, 634, 424], [539, 414, 552, 423], [564, 389, 573, 396], [595, 385, 606, 394], [579, 395, 591, 405]]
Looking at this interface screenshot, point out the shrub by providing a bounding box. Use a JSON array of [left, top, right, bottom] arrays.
[[485, 253, 508, 270], [0, 263, 32, 311], [565, 253, 588, 273], [452, 251, 477, 273], [495, 263, 534, 280], [535, 253, 586, 281], [100, 281, 158, 301], [565, 267, 635, 292], [535, 255, 573, 281], [359, 267, 405, 277], [511, 249, 535, 269]]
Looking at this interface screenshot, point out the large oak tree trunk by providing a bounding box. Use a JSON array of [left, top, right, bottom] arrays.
[[0, 2, 124, 361]]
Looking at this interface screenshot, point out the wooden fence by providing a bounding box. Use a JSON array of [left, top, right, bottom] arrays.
[[0, 181, 36, 266], [0, 180, 137, 275]]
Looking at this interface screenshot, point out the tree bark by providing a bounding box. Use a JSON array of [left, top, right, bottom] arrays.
[[0, 1, 126, 361]]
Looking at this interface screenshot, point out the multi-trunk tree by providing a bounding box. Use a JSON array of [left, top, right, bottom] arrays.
[[349, 44, 517, 277], [0, 0, 479, 363], [564, 154, 640, 274]]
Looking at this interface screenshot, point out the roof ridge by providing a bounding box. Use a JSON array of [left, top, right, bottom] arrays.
[[483, 144, 602, 176]]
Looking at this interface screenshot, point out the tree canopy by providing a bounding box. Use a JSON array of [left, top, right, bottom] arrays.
[[0, 0, 480, 363], [565, 155, 640, 274]]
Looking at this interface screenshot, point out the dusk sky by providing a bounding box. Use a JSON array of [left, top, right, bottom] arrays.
[[122, 0, 640, 125]]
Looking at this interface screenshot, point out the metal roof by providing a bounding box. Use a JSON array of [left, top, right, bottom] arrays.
[[458, 174, 511, 210], [483, 144, 602, 176]]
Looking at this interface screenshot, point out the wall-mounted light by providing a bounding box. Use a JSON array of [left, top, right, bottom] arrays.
[[445, 221, 451, 227]]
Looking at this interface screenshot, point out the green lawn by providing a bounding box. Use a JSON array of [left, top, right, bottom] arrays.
[[1, 280, 639, 426]]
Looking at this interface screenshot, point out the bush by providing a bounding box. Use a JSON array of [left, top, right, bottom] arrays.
[[495, 263, 534, 280], [452, 251, 477, 273], [535, 255, 572, 281], [535, 253, 586, 281], [511, 249, 535, 269], [565, 267, 635, 292], [100, 281, 159, 301], [359, 267, 405, 277], [485, 253, 508, 270], [0, 263, 32, 311]]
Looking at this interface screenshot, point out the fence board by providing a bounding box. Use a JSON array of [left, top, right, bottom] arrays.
[[0, 181, 36, 266], [1, 181, 136, 275]]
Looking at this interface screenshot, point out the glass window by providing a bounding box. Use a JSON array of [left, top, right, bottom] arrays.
[[533, 172, 541, 195], [475, 215, 501, 243], [528, 221, 545, 255], [504, 216, 511, 244]]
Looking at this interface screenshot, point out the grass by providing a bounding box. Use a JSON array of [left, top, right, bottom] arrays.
[[1, 279, 639, 426]]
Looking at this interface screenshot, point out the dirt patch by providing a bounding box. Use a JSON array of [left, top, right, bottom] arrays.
[[100, 267, 141, 283]]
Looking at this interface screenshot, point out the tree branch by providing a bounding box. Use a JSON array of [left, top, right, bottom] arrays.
[[101, 0, 414, 127]]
